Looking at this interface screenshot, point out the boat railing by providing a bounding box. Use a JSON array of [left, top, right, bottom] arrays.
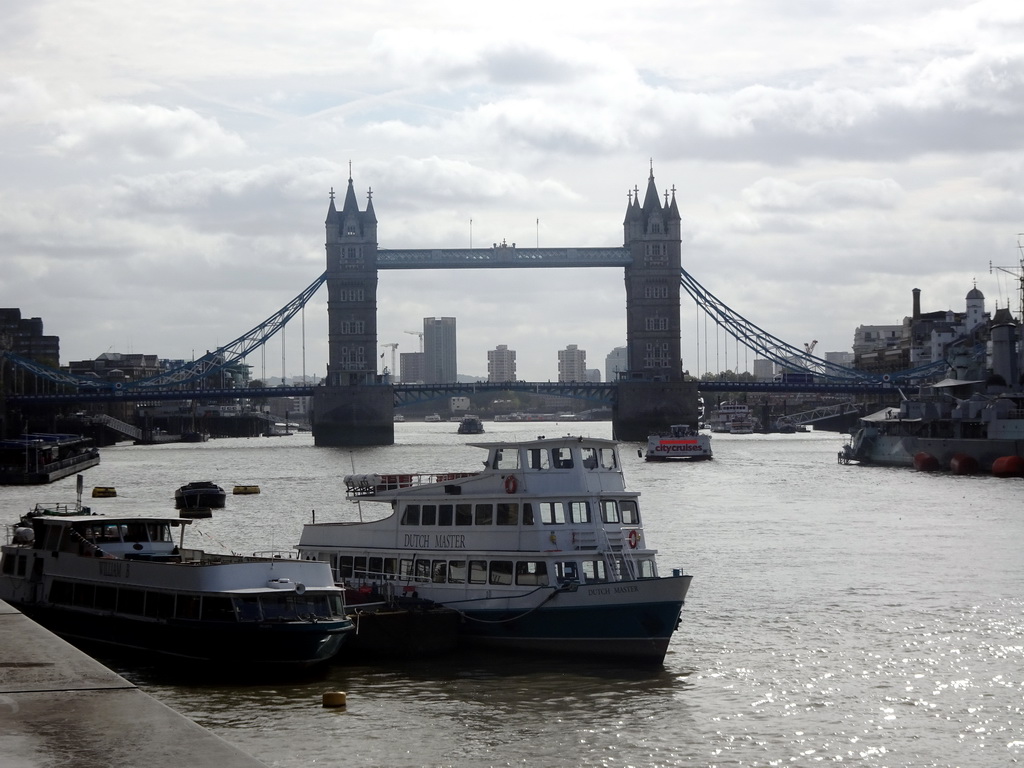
[[344, 471, 480, 497]]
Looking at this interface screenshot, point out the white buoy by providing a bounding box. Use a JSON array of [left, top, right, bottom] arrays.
[[322, 691, 347, 708]]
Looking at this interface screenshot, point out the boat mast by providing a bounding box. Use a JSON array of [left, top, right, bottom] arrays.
[[989, 234, 1024, 323]]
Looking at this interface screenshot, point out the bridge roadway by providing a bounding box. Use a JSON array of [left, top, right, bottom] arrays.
[[376, 246, 632, 269], [7, 380, 908, 405]]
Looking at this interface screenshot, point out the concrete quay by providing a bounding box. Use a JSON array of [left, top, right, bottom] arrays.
[[0, 600, 265, 768]]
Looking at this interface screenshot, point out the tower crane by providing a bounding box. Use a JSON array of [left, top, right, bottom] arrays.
[[804, 340, 818, 355], [405, 330, 424, 352], [381, 343, 399, 376]]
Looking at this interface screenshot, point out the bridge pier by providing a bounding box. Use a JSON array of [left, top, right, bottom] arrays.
[[612, 381, 700, 442], [312, 385, 394, 446]]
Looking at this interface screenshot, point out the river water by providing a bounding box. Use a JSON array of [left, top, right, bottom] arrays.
[[3, 423, 1021, 767]]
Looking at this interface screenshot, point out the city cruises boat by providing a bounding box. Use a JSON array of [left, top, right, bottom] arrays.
[[644, 425, 712, 461], [174, 481, 226, 510], [0, 509, 354, 669], [296, 435, 692, 663], [424, 414, 442, 423], [457, 415, 485, 435], [0, 433, 100, 485]]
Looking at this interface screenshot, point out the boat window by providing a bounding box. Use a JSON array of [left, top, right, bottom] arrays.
[[600, 500, 620, 524], [527, 448, 550, 470], [334, 555, 354, 579], [45, 526, 65, 551], [122, 522, 151, 543], [581, 447, 598, 468], [489, 560, 513, 585], [600, 448, 617, 469], [448, 560, 467, 583], [552, 447, 574, 469], [72, 582, 95, 608], [2, 553, 18, 577], [49, 579, 73, 604], [401, 504, 420, 525], [496, 502, 518, 525], [620, 500, 640, 525], [474, 503, 493, 526], [455, 504, 473, 526], [555, 561, 579, 584], [581, 560, 608, 583], [383, 557, 398, 576], [637, 558, 657, 578], [515, 561, 549, 586], [262, 595, 301, 621], [399, 559, 414, 578], [148, 523, 172, 542], [368, 557, 383, 576], [176, 595, 201, 619], [421, 505, 437, 525], [431, 560, 447, 583], [469, 560, 487, 584], [145, 591, 175, 619], [236, 597, 262, 621], [539, 501, 565, 525], [201, 596, 235, 621], [522, 503, 535, 525], [117, 589, 146, 616], [414, 559, 431, 581], [568, 501, 591, 523], [492, 448, 520, 471], [438, 504, 454, 526], [95, 585, 117, 611], [353, 557, 367, 578]]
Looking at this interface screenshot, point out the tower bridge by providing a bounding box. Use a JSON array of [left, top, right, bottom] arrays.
[[3, 166, 946, 445]]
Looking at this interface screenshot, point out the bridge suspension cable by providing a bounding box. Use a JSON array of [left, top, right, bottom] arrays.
[[679, 267, 947, 383], [129, 271, 327, 390]]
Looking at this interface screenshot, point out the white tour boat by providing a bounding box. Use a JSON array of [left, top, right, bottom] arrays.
[[296, 435, 692, 663], [0, 506, 354, 669], [644, 424, 713, 461]]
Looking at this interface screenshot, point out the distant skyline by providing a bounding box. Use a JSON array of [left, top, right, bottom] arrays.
[[3, 2, 1023, 383]]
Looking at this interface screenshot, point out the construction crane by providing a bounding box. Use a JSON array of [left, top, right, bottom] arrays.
[[804, 340, 818, 355], [405, 330, 424, 352], [381, 343, 399, 376]]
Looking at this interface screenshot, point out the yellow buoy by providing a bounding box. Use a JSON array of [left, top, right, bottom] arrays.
[[232, 485, 261, 495], [322, 691, 347, 708], [92, 487, 117, 498]]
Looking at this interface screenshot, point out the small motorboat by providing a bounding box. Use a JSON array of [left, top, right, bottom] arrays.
[[174, 481, 226, 510]]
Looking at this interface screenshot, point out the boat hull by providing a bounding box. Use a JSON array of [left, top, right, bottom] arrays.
[[850, 434, 1024, 472], [430, 574, 691, 662], [9, 601, 351, 668]]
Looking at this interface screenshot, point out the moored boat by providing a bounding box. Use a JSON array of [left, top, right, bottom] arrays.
[[174, 481, 226, 510], [0, 434, 100, 485], [296, 435, 692, 664], [0, 510, 354, 669], [644, 424, 712, 461]]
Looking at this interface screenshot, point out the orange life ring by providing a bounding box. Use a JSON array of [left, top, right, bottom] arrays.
[[504, 475, 517, 494], [628, 529, 639, 549]]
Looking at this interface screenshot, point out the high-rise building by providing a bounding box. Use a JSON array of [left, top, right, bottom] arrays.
[[487, 344, 517, 382], [752, 358, 774, 381], [604, 346, 628, 382], [423, 317, 457, 383], [558, 344, 587, 382], [400, 352, 424, 384], [0, 308, 60, 365]]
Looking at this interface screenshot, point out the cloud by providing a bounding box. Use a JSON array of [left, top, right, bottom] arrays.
[[48, 104, 246, 161], [743, 177, 905, 211]]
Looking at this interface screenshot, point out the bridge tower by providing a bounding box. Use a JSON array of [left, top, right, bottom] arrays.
[[312, 175, 394, 445], [613, 166, 699, 439]]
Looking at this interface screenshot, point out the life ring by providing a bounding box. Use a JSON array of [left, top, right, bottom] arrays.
[[504, 475, 517, 494], [628, 529, 639, 549]]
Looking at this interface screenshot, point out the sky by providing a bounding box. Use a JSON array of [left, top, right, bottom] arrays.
[[3, 1, 1023, 383]]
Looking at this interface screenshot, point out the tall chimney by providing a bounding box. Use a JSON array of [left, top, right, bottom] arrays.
[[912, 288, 921, 320]]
